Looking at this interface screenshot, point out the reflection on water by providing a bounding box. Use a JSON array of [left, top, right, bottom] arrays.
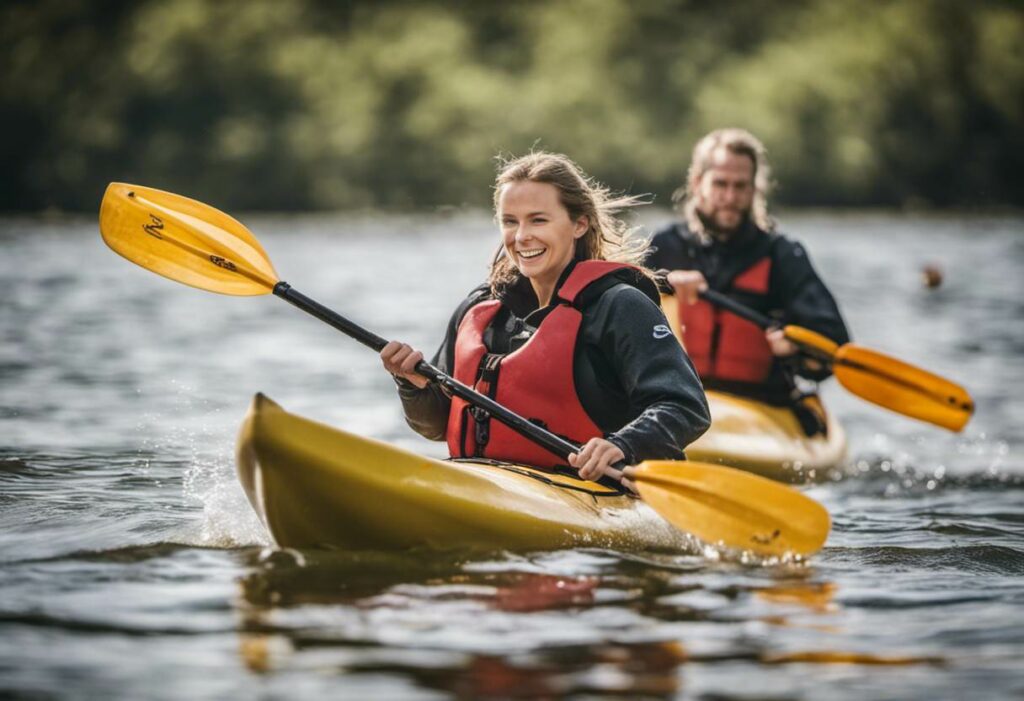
[[754, 581, 837, 611], [230, 546, 948, 699], [1, 212, 1022, 699]]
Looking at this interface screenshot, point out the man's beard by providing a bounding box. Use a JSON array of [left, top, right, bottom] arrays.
[[699, 208, 750, 240]]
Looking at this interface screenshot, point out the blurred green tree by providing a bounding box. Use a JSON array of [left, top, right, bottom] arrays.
[[0, 0, 1020, 211]]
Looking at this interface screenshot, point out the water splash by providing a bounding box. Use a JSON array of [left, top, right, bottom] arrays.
[[182, 453, 269, 548], [136, 382, 270, 548]]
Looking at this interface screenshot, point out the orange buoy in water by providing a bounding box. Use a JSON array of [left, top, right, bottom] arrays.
[[922, 263, 944, 289]]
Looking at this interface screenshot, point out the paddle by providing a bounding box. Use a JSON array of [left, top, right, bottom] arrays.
[[662, 287, 973, 432], [99, 182, 830, 557]]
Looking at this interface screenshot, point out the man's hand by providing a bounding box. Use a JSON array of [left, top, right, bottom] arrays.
[[666, 270, 708, 305], [380, 340, 429, 388], [765, 328, 798, 357], [617, 465, 638, 494], [568, 438, 636, 493]]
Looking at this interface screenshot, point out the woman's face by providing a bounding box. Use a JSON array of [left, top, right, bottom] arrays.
[[497, 180, 588, 293]]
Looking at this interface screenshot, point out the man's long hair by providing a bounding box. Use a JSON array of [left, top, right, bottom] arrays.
[[672, 128, 775, 240]]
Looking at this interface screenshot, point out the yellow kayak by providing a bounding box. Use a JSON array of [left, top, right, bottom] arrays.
[[687, 391, 847, 482], [236, 394, 684, 551]]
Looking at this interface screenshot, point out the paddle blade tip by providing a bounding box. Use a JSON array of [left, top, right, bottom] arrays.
[[633, 460, 830, 558], [98, 182, 280, 296]]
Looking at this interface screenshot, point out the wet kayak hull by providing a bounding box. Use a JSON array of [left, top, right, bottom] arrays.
[[236, 394, 683, 551]]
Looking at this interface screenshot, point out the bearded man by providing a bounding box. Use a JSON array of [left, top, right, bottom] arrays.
[[646, 128, 849, 434]]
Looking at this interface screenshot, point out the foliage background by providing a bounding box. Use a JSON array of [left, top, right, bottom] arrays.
[[2, 0, 1021, 211]]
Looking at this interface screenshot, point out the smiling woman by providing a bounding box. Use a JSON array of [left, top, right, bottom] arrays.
[[380, 152, 711, 489], [497, 179, 585, 307]]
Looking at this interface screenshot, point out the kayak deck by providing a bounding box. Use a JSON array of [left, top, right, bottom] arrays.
[[236, 394, 684, 551], [687, 391, 847, 482]]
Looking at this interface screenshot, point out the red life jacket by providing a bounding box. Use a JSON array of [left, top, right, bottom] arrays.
[[678, 257, 775, 384], [446, 260, 635, 468]]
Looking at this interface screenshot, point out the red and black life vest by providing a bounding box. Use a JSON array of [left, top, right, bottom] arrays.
[[446, 260, 636, 468], [678, 257, 775, 384]]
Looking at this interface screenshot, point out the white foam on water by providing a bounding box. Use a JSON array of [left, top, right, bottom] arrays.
[[182, 454, 270, 548], [134, 382, 271, 549]]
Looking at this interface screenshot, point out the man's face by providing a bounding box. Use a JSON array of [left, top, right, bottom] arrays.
[[695, 148, 755, 236]]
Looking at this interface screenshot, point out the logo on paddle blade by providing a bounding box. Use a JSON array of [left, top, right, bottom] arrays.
[[142, 214, 164, 239], [652, 324, 673, 339], [751, 529, 781, 546], [209, 255, 237, 271]]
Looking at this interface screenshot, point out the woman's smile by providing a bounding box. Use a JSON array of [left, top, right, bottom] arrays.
[[517, 247, 546, 261]]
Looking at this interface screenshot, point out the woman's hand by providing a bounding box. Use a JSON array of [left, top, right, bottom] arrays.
[[380, 340, 429, 389], [666, 269, 708, 305], [568, 438, 636, 493]]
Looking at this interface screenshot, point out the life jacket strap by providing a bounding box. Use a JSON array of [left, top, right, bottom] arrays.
[[468, 353, 505, 455], [470, 405, 490, 453], [476, 353, 503, 394]]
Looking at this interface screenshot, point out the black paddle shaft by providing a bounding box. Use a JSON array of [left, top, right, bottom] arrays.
[[272, 282, 586, 464], [699, 288, 774, 328]]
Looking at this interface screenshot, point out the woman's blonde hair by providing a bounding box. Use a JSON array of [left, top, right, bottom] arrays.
[[673, 128, 775, 239], [489, 151, 651, 293]]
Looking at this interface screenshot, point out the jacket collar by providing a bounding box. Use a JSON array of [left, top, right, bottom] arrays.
[[498, 259, 580, 316]]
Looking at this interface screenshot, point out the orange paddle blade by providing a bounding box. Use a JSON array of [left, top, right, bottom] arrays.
[[833, 345, 974, 432]]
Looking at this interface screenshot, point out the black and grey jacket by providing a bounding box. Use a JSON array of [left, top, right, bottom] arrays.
[[647, 220, 850, 404], [395, 260, 711, 464]]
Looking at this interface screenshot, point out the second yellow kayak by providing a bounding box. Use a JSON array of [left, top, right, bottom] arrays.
[[687, 391, 847, 482]]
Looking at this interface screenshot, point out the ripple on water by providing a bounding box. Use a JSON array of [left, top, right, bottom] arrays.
[[2, 215, 1024, 700], [825, 544, 1024, 577]]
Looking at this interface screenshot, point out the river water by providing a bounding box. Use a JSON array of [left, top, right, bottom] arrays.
[[1, 211, 1022, 700]]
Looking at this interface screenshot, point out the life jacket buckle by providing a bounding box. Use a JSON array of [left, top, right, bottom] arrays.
[[470, 406, 491, 450]]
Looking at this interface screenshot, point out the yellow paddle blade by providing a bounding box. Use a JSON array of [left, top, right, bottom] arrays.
[[833, 345, 974, 432], [633, 460, 830, 557], [99, 183, 279, 295]]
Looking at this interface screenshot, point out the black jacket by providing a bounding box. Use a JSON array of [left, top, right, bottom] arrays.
[[647, 220, 850, 403], [396, 260, 711, 464]]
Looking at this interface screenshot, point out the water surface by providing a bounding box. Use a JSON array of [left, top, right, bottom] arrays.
[[1, 211, 1022, 699]]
